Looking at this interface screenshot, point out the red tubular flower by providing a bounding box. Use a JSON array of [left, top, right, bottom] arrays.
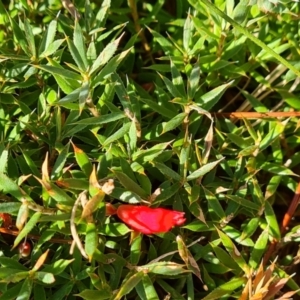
[[117, 205, 186, 234]]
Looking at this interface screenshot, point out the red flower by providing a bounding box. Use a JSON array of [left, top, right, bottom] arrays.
[[117, 205, 186, 234]]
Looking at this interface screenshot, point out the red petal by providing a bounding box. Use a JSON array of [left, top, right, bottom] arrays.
[[117, 205, 186, 234]]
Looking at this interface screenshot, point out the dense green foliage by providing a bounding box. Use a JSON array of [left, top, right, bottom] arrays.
[[0, 0, 300, 299]]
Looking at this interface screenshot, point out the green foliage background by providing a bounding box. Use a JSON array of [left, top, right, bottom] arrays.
[[0, 0, 300, 299]]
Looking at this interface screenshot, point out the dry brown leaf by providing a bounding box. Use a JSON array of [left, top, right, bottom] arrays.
[[239, 277, 250, 300], [264, 277, 290, 300], [41, 152, 49, 182]]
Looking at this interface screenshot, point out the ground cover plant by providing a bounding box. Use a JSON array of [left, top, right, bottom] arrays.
[[0, 0, 300, 299]]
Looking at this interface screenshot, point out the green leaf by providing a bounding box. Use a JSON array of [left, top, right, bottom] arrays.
[[98, 223, 130, 236], [202, 277, 246, 300], [259, 121, 286, 151], [0, 202, 21, 214], [137, 275, 159, 300], [0, 281, 23, 300], [0, 173, 32, 202], [73, 21, 88, 69], [161, 113, 186, 134], [183, 12, 193, 53], [16, 277, 32, 300], [94, 0, 111, 27], [13, 212, 42, 249], [66, 36, 86, 71], [225, 195, 261, 212], [227, 133, 252, 148], [9, 17, 30, 56], [56, 87, 81, 105], [187, 158, 224, 181], [79, 81, 90, 111], [72, 142, 93, 177], [24, 18, 36, 58], [85, 223, 98, 261], [139, 97, 176, 119], [38, 19, 57, 56], [73, 112, 125, 125], [38, 180, 74, 205], [33, 65, 82, 81], [91, 48, 132, 88], [51, 142, 70, 180], [233, 0, 250, 24], [216, 228, 250, 275], [48, 282, 74, 300], [0, 269, 28, 283], [170, 59, 185, 96], [110, 187, 142, 204], [115, 271, 144, 300], [203, 187, 226, 220], [138, 262, 189, 276], [152, 161, 182, 181], [34, 272, 55, 284], [191, 16, 219, 40], [148, 27, 174, 55], [33, 285, 46, 300], [249, 229, 269, 269], [132, 142, 170, 161], [157, 279, 185, 300], [154, 182, 182, 204], [112, 170, 149, 199], [42, 259, 74, 275], [211, 244, 240, 272], [260, 162, 299, 176], [188, 61, 200, 100], [197, 0, 300, 77], [89, 33, 124, 75], [240, 217, 260, 240], [0, 257, 28, 271], [198, 81, 234, 110], [39, 39, 65, 58], [75, 289, 111, 300], [159, 73, 184, 99], [103, 122, 131, 146], [130, 234, 142, 265], [264, 201, 280, 240]]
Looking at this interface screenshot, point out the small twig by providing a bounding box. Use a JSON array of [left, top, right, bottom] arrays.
[[148, 236, 205, 264], [127, 0, 151, 54], [70, 191, 88, 259], [281, 181, 300, 234], [263, 181, 300, 265], [0, 227, 72, 244], [237, 63, 288, 113], [213, 111, 300, 119], [218, 77, 251, 113], [27, 203, 57, 215]]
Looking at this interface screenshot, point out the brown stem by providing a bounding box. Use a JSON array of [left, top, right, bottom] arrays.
[[280, 180, 300, 234], [213, 111, 300, 118], [0, 227, 72, 244], [263, 180, 300, 265], [127, 0, 151, 53]]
